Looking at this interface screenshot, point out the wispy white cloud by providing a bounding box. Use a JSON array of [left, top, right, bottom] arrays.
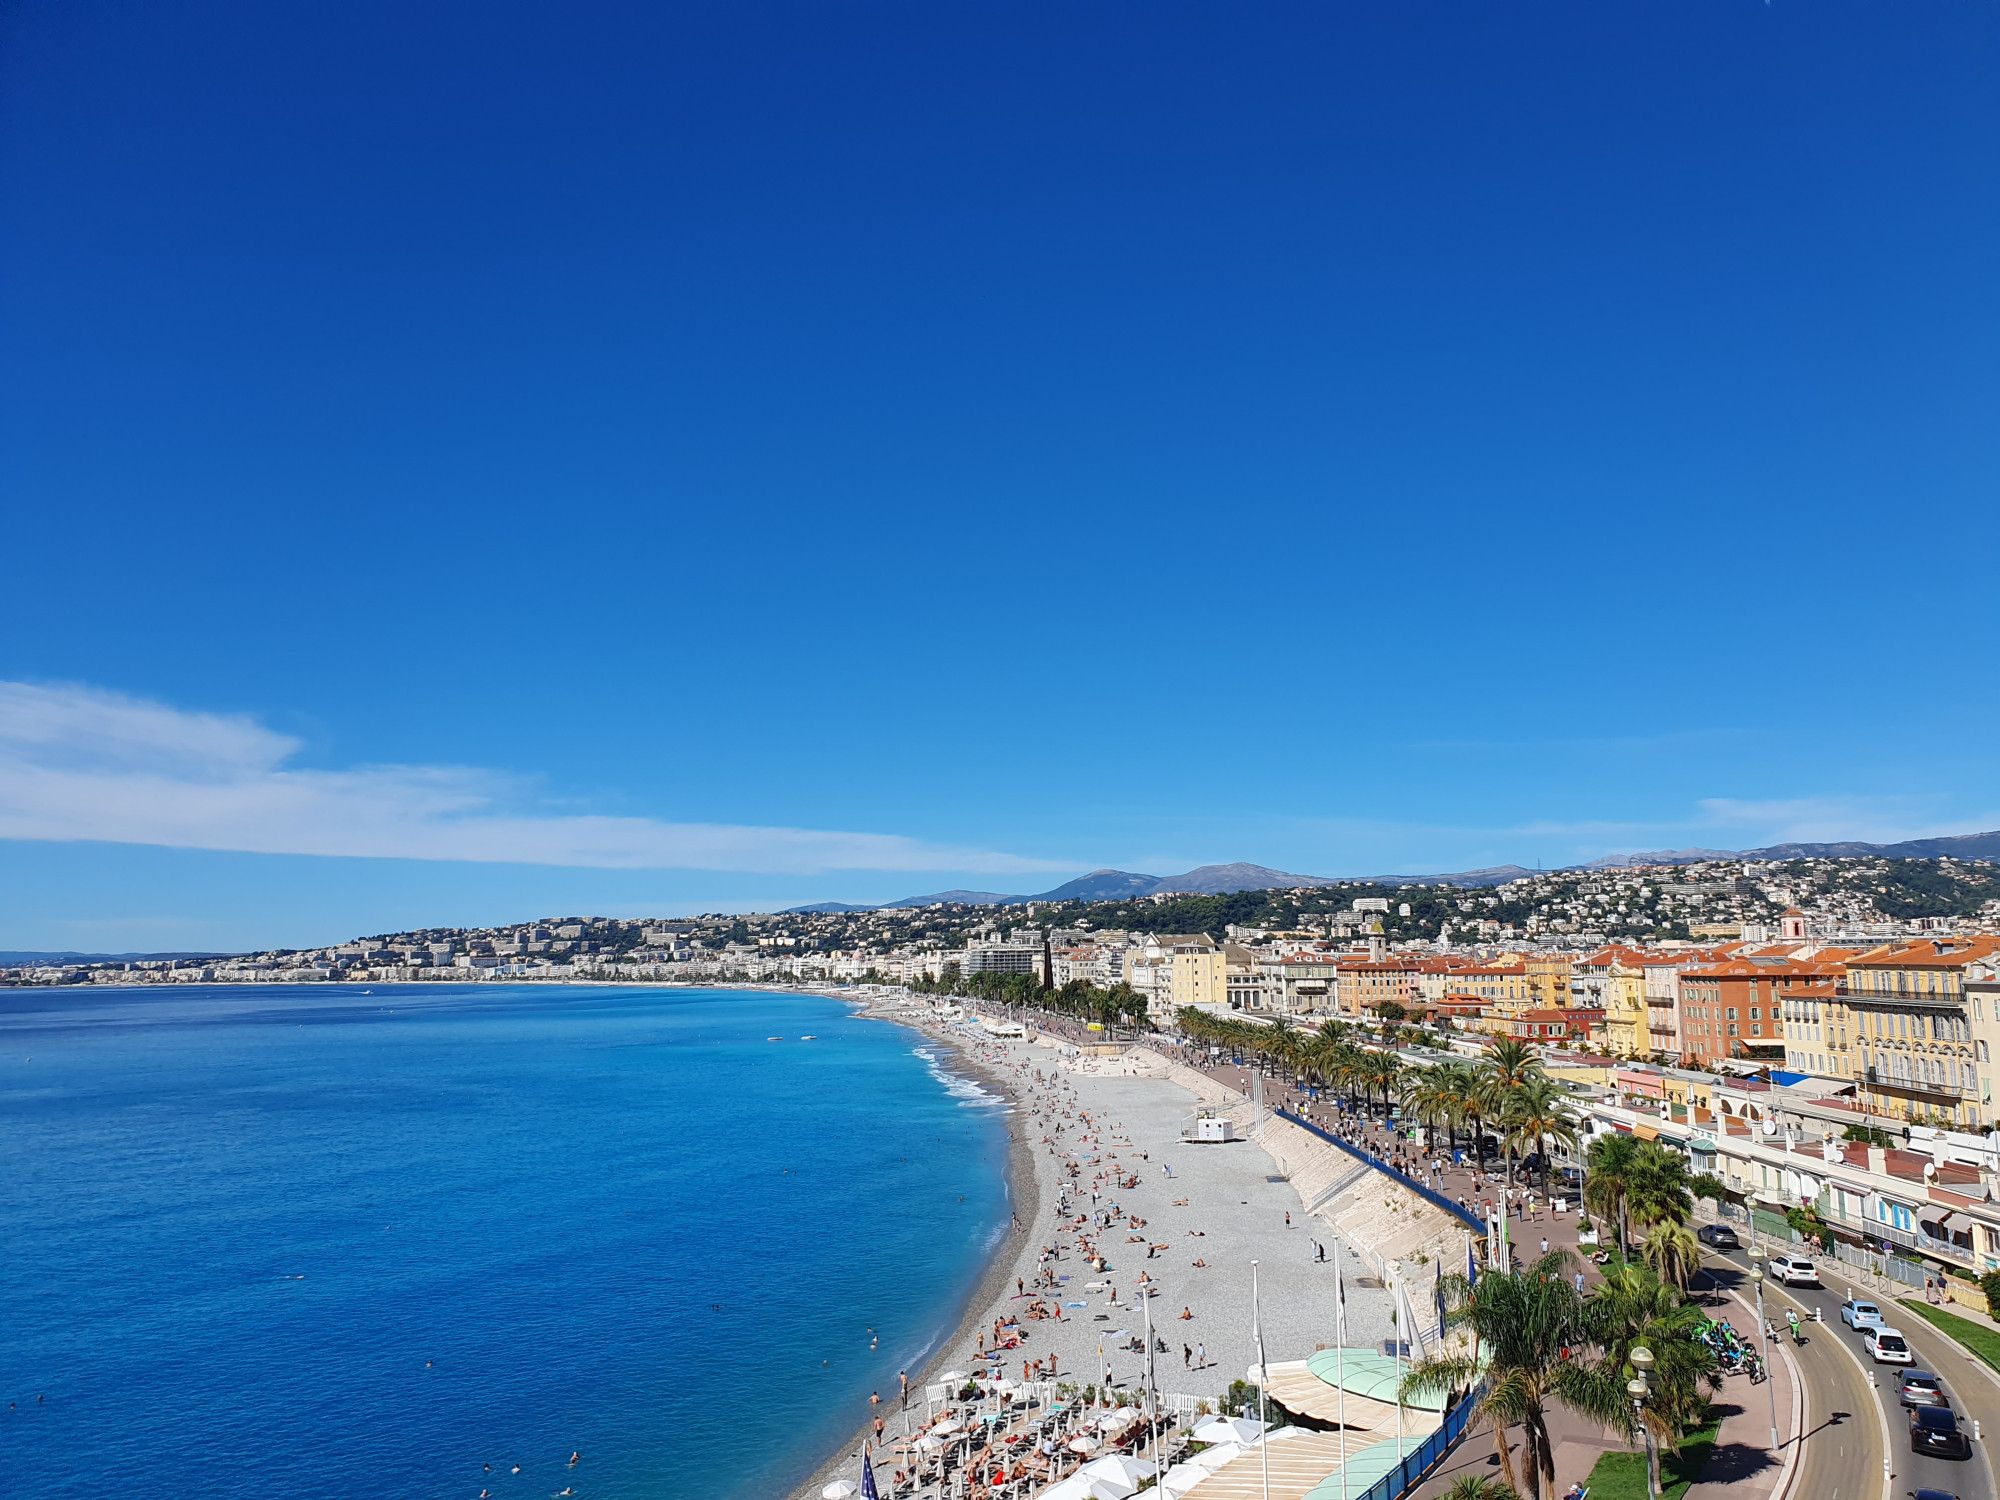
[[0, 680, 1071, 877]]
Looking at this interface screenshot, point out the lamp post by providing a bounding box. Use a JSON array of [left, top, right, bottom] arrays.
[[1748, 1254, 1780, 1452], [1629, 1345, 1658, 1500]]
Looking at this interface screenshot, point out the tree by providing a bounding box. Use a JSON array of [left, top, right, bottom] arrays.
[[1639, 1221, 1700, 1291], [1504, 1076, 1579, 1202], [1403, 1250, 1629, 1500], [1582, 1133, 1641, 1254], [1585, 1262, 1721, 1492], [1441, 1479, 1518, 1500], [1625, 1142, 1694, 1233]]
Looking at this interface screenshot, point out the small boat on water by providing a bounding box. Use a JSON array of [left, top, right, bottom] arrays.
[[800, 1034, 817, 1041], [767, 1035, 785, 1042]]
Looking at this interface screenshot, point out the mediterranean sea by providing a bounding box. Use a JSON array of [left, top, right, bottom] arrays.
[[0, 984, 1011, 1499]]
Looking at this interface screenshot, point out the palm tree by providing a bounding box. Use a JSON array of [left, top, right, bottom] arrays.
[[1479, 1041, 1545, 1184], [1626, 1141, 1695, 1232], [1401, 1066, 1452, 1151], [1582, 1133, 1641, 1254], [1505, 1076, 1580, 1202], [1640, 1220, 1701, 1291], [1585, 1262, 1721, 1492], [1433, 1061, 1478, 1157], [1403, 1250, 1628, 1500]]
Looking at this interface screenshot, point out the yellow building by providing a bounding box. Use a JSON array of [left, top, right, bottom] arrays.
[[1521, 952, 1574, 1011], [1158, 933, 1226, 1013], [1840, 936, 2000, 1125], [1598, 965, 1651, 1059]]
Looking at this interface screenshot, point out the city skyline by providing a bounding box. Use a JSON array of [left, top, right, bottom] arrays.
[[5, 3, 1998, 949]]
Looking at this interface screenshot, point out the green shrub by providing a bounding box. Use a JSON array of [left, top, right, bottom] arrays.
[[1977, 1270, 2000, 1320]]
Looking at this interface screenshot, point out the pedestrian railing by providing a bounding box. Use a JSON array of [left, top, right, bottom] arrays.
[[1353, 1380, 1487, 1500], [1277, 1108, 1487, 1234]]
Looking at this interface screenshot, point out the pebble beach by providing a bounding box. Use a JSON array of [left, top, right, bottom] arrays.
[[787, 997, 1399, 1500]]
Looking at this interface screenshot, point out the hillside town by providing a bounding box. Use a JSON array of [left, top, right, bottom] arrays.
[[12, 854, 2000, 1124]]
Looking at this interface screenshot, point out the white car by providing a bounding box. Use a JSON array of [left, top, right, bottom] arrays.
[[1768, 1254, 1821, 1287], [1864, 1326, 1916, 1365]]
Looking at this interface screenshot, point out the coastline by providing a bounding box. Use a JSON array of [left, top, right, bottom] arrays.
[[783, 1004, 1045, 1500]]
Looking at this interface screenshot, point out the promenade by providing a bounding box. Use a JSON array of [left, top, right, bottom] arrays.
[[1189, 1050, 1806, 1500]]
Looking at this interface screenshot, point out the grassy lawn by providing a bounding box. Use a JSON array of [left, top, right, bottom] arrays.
[[1899, 1299, 2000, 1375], [1579, 1417, 1721, 1500]]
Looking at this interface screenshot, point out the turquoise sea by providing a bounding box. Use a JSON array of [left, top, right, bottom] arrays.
[[0, 984, 1011, 1499]]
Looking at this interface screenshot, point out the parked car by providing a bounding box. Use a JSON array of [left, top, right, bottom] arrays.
[[1841, 1298, 1887, 1331], [1769, 1254, 1821, 1287], [1912, 1490, 1963, 1500], [1865, 1326, 1916, 1365], [1910, 1406, 1972, 1458], [1899, 1372, 1950, 1409], [1696, 1223, 1739, 1249]]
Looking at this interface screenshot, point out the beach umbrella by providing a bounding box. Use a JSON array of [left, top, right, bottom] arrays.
[[940, 1370, 970, 1383], [1080, 1454, 1156, 1488], [1039, 1476, 1131, 1500], [931, 1417, 964, 1435], [1095, 1406, 1140, 1430], [1191, 1415, 1267, 1447], [822, 1484, 858, 1500], [916, 1434, 947, 1452], [1157, 1460, 1218, 1498], [1066, 1433, 1101, 1454]]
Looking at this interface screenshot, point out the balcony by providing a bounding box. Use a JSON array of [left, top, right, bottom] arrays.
[[1855, 1069, 1966, 1103], [1836, 983, 1964, 1010]]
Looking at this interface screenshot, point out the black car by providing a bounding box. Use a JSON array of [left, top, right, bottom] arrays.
[[1696, 1223, 1739, 1249], [1910, 1406, 1972, 1459]]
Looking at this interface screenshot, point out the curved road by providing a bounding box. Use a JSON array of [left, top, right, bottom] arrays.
[[1704, 1239, 1998, 1500]]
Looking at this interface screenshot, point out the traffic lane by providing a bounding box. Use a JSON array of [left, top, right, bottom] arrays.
[[1694, 1256, 1883, 1500], [1707, 1247, 1994, 1500]]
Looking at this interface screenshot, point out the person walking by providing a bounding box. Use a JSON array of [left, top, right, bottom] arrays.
[[1540, 1235, 1549, 1256]]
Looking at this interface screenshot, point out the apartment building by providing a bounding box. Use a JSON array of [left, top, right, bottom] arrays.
[[1840, 936, 2000, 1125]]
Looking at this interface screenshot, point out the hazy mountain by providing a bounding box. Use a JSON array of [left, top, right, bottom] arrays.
[[782, 830, 2000, 914], [1036, 869, 1164, 902], [1588, 829, 2000, 868], [0, 950, 234, 965], [1149, 862, 1342, 894]]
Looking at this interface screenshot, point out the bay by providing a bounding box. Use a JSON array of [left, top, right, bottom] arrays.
[[0, 984, 1010, 1499]]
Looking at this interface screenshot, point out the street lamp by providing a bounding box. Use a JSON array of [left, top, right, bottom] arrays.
[[1629, 1345, 1658, 1500], [1748, 1254, 1779, 1451], [1745, 1191, 1760, 1251]]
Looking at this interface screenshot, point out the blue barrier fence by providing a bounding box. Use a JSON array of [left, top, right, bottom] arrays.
[[1354, 1381, 1486, 1500], [1276, 1107, 1487, 1235]]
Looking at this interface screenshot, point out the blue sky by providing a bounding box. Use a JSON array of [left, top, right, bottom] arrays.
[[3, 2, 1997, 952]]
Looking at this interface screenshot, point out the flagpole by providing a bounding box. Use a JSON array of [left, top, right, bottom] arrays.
[[1391, 1260, 1406, 1462], [1143, 1286, 1161, 1478], [1253, 1259, 1272, 1500], [1335, 1247, 1350, 1500]]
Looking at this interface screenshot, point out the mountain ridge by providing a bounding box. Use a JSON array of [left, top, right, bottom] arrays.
[[782, 829, 2000, 913]]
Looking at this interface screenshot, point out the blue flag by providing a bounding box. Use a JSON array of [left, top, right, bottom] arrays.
[[1466, 1232, 1478, 1286], [860, 1449, 879, 1500]]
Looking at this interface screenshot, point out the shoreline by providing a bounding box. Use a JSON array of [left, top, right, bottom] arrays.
[[782, 1001, 1045, 1500]]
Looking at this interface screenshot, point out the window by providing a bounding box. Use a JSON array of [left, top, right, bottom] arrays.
[[1727, 1007, 1738, 1021]]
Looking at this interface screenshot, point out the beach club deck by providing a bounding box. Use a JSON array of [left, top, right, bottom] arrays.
[[1174, 1349, 1447, 1500]]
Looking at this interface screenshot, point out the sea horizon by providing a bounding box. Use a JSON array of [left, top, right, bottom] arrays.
[[0, 983, 1012, 1499]]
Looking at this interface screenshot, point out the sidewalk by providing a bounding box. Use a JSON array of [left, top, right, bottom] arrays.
[[1202, 1058, 1803, 1500]]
